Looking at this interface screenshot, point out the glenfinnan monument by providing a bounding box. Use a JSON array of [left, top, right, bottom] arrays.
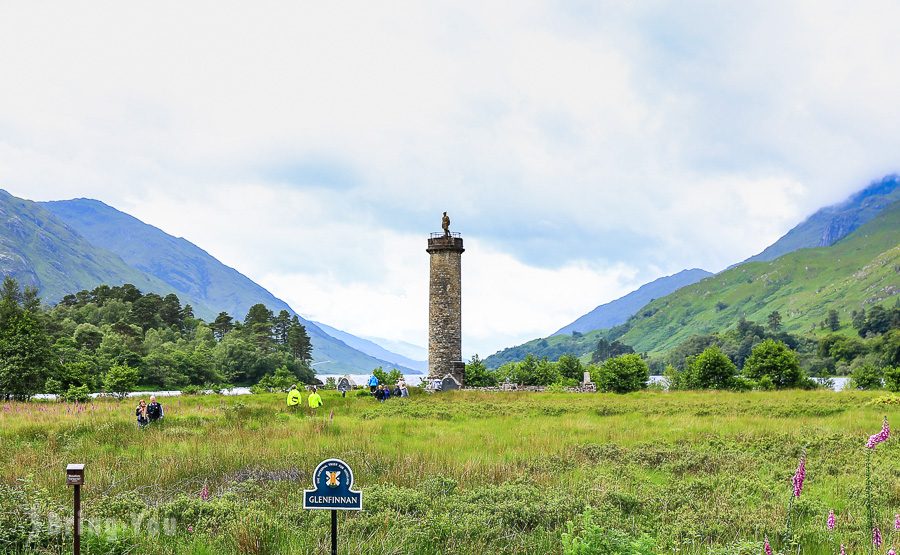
[[427, 212, 465, 387]]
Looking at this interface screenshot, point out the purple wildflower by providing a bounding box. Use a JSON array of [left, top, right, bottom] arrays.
[[827, 509, 835, 531], [866, 417, 890, 449], [200, 483, 209, 502], [888, 548, 896, 555], [764, 537, 773, 555], [895, 513, 900, 531], [792, 454, 806, 498], [187, 525, 194, 533], [840, 544, 845, 555], [874, 526, 883, 548]]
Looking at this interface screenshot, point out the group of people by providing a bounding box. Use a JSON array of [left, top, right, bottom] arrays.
[[135, 396, 164, 428], [286, 384, 323, 409], [368, 374, 408, 402]]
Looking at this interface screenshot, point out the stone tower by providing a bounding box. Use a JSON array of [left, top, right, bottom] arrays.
[[427, 225, 465, 385]]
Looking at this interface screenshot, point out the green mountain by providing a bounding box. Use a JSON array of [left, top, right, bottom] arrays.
[[616, 200, 899, 354], [742, 175, 898, 264], [0, 190, 176, 304], [40, 197, 419, 375], [553, 268, 712, 336], [0, 191, 417, 374], [485, 198, 900, 367]]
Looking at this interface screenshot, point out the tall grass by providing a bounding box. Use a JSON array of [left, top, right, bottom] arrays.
[[1, 389, 898, 554]]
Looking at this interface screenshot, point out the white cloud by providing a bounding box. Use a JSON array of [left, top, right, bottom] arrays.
[[0, 1, 898, 354]]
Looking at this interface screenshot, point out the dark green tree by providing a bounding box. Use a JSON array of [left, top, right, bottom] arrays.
[[273, 310, 291, 345], [826, 309, 840, 332], [767, 311, 783, 333], [287, 315, 312, 363], [742, 339, 803, 389], [683, 346, 737, 389], [211, 312, 234, 341], [556, 354, 585, 381], [592, 354, 649, 394], [464, 354, 497, 387]]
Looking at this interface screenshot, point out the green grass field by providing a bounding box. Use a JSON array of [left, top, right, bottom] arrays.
[[2, 390, 899, 554]]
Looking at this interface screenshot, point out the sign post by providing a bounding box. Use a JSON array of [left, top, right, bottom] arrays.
[[303, 459, 362, 555], [65, 464, 85, 555]]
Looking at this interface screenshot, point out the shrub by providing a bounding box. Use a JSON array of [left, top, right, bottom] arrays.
[[103, 364, 139, 399], [742, 339, 803, 389], [43, 377, 63, 396], [253, 366, 297, 393], [683, 346, 737, 389], [465, 355, 498, 387], [562, 508, 656, 554], [850, 363, 883, 390], [62, 384, 91, 403], [885, 366, 900, 392], [592, 354, 649, 393], [373, 367, 403, 386], [182, 384, 204, 395], [557, 354, 585, 381]]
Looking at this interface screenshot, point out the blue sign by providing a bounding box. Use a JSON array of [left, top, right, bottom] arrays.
[[303, 458, 362, 511]]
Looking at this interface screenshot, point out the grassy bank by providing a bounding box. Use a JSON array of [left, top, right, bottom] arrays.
[[2, 390, 899, 554]]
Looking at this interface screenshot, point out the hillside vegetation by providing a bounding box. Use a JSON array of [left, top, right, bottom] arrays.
[[617, 200, 899, 354], [486, 201, 898, 369]]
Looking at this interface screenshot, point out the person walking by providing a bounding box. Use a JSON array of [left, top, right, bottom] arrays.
[[147, 395, 164, 423], [368, 374, 379, 393], [135, 399, 149, 428], [307, 386, 323, 410], [287, 384, 301, 408], [398, 378, 409, 398], [374, 384, 385, 402]]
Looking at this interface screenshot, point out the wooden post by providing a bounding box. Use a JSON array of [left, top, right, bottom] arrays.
[[73, 483, 81, 555], [331, 509, 337, 555]]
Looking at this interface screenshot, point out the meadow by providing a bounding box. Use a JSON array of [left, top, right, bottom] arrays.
[[2, 389, 899, 554]]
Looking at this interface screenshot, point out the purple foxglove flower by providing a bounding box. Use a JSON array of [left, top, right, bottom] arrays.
[[866, 417, 890, 449], [827, 509, 835, 531], [874, 526, 883, 548], [839, 544, 845, 555], [887, 548, 896, 555], [200, 484, 209, 501], [895, 513, 900, 531], [764, 537, 773, 555], [792, 454, 806, 498]]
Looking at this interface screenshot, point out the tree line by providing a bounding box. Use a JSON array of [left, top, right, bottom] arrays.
[[0, 278, 314, 400], [467, 304, 900, 393]]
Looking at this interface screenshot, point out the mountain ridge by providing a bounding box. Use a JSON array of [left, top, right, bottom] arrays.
[[553, 268, 712, 336]]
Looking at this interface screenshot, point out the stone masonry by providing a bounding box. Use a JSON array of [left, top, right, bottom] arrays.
[[427, 233, 465, 384]]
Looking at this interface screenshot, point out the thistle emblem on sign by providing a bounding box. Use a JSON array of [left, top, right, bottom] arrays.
[[326, 471, 341, 488]]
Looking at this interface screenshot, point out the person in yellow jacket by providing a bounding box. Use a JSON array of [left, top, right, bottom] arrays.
[[307, 386, 323, 409], [287, 384, 301, 408]]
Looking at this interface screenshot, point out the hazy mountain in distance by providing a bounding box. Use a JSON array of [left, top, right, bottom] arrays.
[[40, 197, 417, 374], [554, 268, 713, 336], [313, 321, 428, 373]]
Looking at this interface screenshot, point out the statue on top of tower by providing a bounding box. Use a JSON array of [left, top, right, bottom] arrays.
[[441, 211, 450, 236]]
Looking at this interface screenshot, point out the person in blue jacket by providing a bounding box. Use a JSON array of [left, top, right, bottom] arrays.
[[368, 374, 379, 393]]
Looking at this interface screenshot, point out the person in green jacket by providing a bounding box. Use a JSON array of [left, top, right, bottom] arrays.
[[307, 386, 323, 409], [287, 384, 301, 408]]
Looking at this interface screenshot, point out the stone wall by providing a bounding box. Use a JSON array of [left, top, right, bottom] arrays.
[[427, 236, 464, 384]]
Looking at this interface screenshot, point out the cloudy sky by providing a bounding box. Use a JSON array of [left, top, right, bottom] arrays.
[[1, 1, 898, 357]]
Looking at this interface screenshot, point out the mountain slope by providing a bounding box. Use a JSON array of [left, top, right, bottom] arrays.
[[485, 200, 899, 366], [615, 200, 900, 353], [0, 190, 180, 306], [313, 321, 428, 372], [743, 175, 899, 264], [554, 268, 712, 336], [42, 197, 419, 375]]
